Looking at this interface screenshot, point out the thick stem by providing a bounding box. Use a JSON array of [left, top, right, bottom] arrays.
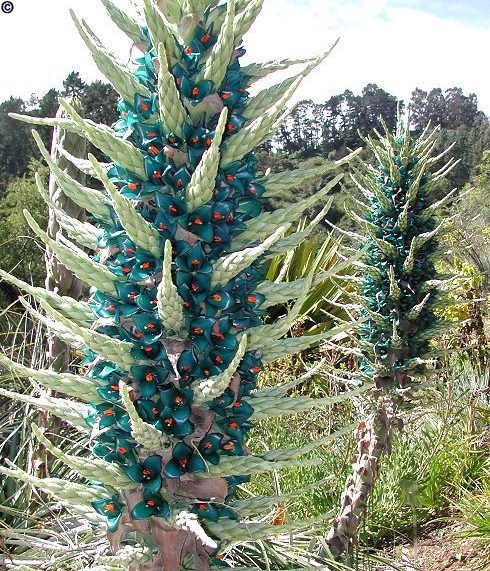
[[324, 392, 396, 559]]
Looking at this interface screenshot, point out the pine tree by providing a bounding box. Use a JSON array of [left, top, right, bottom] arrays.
[[1, 1, 359, 568]]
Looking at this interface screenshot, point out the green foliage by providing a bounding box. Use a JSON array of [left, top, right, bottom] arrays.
[[80, 80, 119, 127], [435, 123, 490, 191], [246, 357, 490, 549], [0, 98, 38, 195], [272, 84, 400, 156], [410, 87, 486, 132], [452, 477, 490, 543], [0, 161, 48, 303], [265, 228, 350, 334], [0, 72, 119, 198]]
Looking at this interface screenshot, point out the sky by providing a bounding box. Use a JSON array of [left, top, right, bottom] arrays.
[[0, 0, 489, 113]]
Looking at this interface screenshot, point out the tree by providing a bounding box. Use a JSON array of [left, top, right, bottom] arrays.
[[0, 160, 48, 302], [81, 80, 119, 125], [410, 86, 487, 132], [445, 87, 483, 129], [0, 98, 38, 195], [358, 83, 399, 136], [436, 122, 490, 190], [411, 87, 446, 131], [35, 88, 61, 150], [62, 71, 86, 98]]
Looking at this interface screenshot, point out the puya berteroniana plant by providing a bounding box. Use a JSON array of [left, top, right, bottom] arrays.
[[0, 0, 362, 568], [324, 117, 459, 559]]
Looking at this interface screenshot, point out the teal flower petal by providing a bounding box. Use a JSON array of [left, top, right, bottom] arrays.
[[131, 501, 154, 520], [163, 458, 184, 479], [145, 475, 162, 495], [193, 502, 219, 522], [200, 433, 222, 454], [124, 463, 144, 483], [107, 514, 122, 532], [188, 454, 206, 473]]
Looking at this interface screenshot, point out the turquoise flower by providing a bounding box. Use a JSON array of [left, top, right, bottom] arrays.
[[164, 442, 205, 478], [131, 492, 170, 520], [159, 385, 194, 437], [92, 494, 125, 532], [125, 455, 162, 494], [131, 365, 173, 399], [93, 437, 136, 466], [197, 432, 223, 465], [89, 402, 131, 432]]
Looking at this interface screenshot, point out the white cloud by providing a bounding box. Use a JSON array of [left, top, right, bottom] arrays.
[[0, 0, 488, 115], [0, 0, 132, 102], [241, 0, 490, 112]]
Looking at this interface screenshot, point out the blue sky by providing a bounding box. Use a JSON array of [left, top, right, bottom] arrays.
[[0, 0, 488, 114], [399, 0, 490, 25]]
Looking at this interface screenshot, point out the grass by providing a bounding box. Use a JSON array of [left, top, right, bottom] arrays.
[[1, 312, 489, 569], [243, 354, 490, 554], [452, 477, 490, 543]]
